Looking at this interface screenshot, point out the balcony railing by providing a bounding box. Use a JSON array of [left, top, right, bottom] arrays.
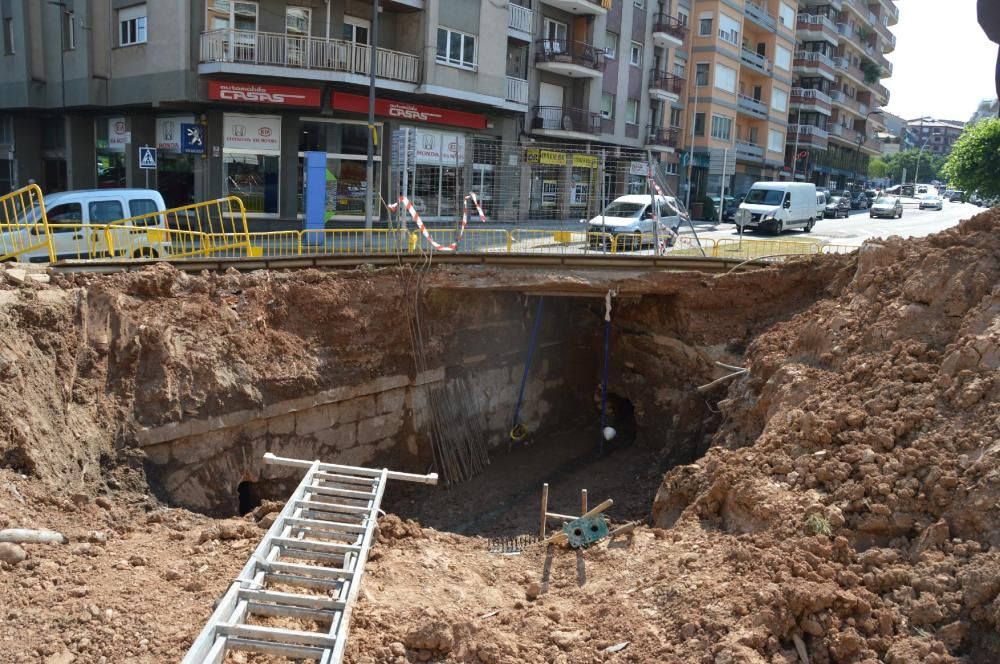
[[790, 124, 830, 140], [532, 106, 602, 135], [737, 93, 768, 118], [505, 76, 528, 105], [649, 71, 684, 95], [652, 13, 688, 42], [795, 50, 836, 69], [792, 87, 833, 105], [741, 47, 772, 73], [796, 13, 837, 34], [735, 141, 764, 160], [508, 3, 533, 34], [836, 23, 850, 36], [198, 29, 420, 83], [744, 1, 777, 31], [535, 39, 605, 72], [829, 123, 844, 136], [647, 126, 679, 147]]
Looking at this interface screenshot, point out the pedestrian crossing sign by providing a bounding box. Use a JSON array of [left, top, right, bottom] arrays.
[[139, 146, 157, 170]]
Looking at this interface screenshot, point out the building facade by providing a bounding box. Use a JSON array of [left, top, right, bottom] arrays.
[[969, 98, 998, 125], [903, 117, 964, 157]]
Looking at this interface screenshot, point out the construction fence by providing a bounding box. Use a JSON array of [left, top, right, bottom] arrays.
[[0, 185, 860, 266]]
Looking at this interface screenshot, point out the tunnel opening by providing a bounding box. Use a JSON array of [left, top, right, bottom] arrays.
[[237, 480, 262, 516]]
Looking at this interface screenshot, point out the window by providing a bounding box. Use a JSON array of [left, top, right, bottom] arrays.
[[673, 56, 686, 78], [89, 200, 125, 223], [664, 161, 678, 175], [3, 17, 13, 55], [436, 27, 477, 69], [778, 3, 795, 28], [286, 7, 310, 36], [714, 64, 736, 93], [543, 18, 568, 53], [772, 88, 788, 113], [605, 31, 618, 59], [119, 4, 147, 47], [630, 41, 642, 66], [62, 10, 75, 51], [710, 114, 732, 140], [601, 93, 615, 119], [699, 13, 713, 37], [768, 129, 784, 153], [207, 1, 258, 32], [694, 113, 706, 136], [669, 107, 682, 128], [343, 16, 370, 45], [695, 62, 709, 86], [634, 0, 645, 7], [718, 14, 739, 45], [775, 45, 792, 71], [47, 203, 83, 232], [626, 99, 639, 125], [677, 10, 688, 27]]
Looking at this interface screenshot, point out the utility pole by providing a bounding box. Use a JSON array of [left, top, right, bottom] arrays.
[[685, 80, 699, 210], [364, 0, 379, 231], [790, 105, 802, 180]]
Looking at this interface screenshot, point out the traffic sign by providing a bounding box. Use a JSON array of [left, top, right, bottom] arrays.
[[138, 146, 157, 170]]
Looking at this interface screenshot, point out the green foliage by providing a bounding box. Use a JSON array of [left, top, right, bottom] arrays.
[[806, 514, 833, 536], [860, 59, 882, 85], [942, 119, 1000, 198], [868, 157, 890, 179], [881, 149, 947, 184]]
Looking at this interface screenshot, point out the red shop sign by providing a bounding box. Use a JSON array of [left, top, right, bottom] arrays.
[[330, 92, 487, 130], [209, 81, 322, 107]]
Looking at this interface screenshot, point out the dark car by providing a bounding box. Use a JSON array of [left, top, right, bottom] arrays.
[[722, 195, 744, 223], [850, 191, 870, 210], [864, 189, 878, 204], [824, 196, 851, 218], [949, 190, 965, 202]]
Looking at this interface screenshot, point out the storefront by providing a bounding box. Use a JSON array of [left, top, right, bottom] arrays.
[[526, 149, 598, 220], [155, 116, 199, 208], [96, 118, 128, 189], [297, 118, 382, 220]]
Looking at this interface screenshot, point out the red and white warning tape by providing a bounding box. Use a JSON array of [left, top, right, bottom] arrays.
[[646, 176, 678, 255], [387, 192, 487, 252]]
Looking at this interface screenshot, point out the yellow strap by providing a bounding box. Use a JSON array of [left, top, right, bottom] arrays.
[[369, 124, 378, 147]]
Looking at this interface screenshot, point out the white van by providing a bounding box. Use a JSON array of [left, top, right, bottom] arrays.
[[734, 182, 818, 235], [8, 189, 170, 263], [586, 194, 681, 250]]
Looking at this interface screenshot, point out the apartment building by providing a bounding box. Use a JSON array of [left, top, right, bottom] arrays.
[[0, 0, 698, 224], [905, 117, 965, 157], [786, 0, 898, 190]]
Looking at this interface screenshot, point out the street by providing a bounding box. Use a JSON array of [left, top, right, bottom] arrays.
[[683, 201, 984, 248]]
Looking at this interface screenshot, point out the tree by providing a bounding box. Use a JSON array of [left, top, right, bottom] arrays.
[[942, 118, 1000, 197], [869, 157, 889, 180], [881, 149, 947, 184]]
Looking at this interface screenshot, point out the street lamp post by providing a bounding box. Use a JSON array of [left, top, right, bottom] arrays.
[[854, 109, 882, 189], [913, 132, 939, 185]]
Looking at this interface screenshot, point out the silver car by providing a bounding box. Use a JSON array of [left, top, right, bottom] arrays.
[[869, 195, 903, 219], [918, 194, 943, 211]]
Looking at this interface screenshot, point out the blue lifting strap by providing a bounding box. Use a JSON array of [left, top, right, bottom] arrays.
[[510, 297, 545, 447]]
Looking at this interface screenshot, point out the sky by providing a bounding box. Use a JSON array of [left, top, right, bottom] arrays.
[[884, 0, 997, 122]]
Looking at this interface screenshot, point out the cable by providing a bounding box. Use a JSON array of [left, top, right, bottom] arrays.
[[509, 296, 545, 449]]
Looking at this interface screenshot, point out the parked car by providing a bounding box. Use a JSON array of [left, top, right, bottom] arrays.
[[824, 196, 851, 218], [850, 191, 870, 210], [919, 193, 944, 211], [586, 195, 681, 251], [864, 189, 878, 205], [949, 190, 965, 203], [869, 196, 903, 219], [734, 182, 819, 234], [5, 189, 169, 263], [815, 192, 828, 220]]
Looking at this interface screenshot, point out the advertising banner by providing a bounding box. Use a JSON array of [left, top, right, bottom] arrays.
[[222, 114, 281, 152]]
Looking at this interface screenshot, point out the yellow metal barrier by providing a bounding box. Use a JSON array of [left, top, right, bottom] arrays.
[[0, 184, 55, 263], [713, 238, 821, 262], [301, 229, 407, 255], [821, 244, 860, 255]]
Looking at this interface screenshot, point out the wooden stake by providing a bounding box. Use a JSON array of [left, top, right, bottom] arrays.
[[581, 489, 588, 516], [539, 483, 549, 539]]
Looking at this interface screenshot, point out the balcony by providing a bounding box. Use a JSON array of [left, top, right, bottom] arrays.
[[646, 126, 679, 150], [538, 0, 608, 16], [648, 71, 684, 103], [737, 93, 768, 119], [874, 83, 890, 104], [789, 124, 829, 149], [535, 39, 605, 78], [652, 14, 687, 48], [793, 50, 835, 81], [791, 87, 832, 115], [198, 30, 420, 84], [508, 3, 533, 42], [531, 106, 602, 140], [744, 1, 777, 31], [505, 76, 528, 106], [884, 0, 899, 25], [796, 14, 840, 45], [735, 141, 765, 161], [740, 48, 773, 75]]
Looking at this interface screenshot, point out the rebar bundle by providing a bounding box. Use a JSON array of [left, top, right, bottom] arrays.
[[487, 534, 539, 554]]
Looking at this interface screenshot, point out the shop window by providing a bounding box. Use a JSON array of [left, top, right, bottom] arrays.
[[225, 154, 279, 214], [95, 119, 126, 189], [119, 5, 147, 47], [297, 119, 383, 220]]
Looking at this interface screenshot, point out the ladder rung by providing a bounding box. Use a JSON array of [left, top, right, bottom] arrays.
[[298, 509, 369, 525], [272, 537, 363, 554], [224, 636, 326, 660], [238, 588, 347, 611], [218, 623, 338, 648], [276, 548, 349, 566], [314, 471, 380, 486], [306, 485, 378, 500], [282, 516, 368, 534], [264, 571, 347, 593], [246, 600, 336, 623], [261, 559, 357, 581], [295, 499, 371, 514]]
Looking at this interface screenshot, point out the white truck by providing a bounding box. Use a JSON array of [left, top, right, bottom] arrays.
[[734, 182, 818, 235]]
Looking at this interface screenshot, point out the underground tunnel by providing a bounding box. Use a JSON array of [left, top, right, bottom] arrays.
[[129, 262, 834, 535]]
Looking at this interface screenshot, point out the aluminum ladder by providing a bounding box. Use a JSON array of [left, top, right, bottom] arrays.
[[182, 453, 438, 663]]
